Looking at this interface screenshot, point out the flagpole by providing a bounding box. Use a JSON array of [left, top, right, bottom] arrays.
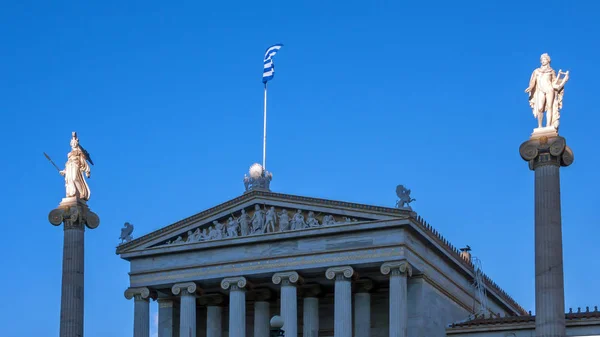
[[263, 82, 268, 171]]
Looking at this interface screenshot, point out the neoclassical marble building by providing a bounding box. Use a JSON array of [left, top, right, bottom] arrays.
[[117, 189, 529, 337]]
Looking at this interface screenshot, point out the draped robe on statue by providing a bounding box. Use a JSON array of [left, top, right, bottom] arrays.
[[64, 148, 91, 200]]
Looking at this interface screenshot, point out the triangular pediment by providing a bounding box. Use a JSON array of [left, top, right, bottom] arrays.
[[116, 190, 412, 255]]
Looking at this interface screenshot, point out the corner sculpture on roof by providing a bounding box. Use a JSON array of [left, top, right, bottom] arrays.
[[119, 222, 134, 244], [395, 184, 416, 210]]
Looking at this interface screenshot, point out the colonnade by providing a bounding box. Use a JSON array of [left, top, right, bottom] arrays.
[[125, 261, 412, 337]]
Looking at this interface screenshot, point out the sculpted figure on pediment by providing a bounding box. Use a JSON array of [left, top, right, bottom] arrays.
[[238, 209, 250, 236], [291, 210, 306, 230], [185, 230, 194, 243], [191, 228, 201, 241], [200, 228, 209, 240], [306, 211, 321, 228], [207, 226, 218, 240], [278, 209, 290, 231], [173, 236, 183, 244], [322, 214, 336, 225], [251, 205, 265, 234], [265, 207, 276, 233], [226, 217, 239, 237]]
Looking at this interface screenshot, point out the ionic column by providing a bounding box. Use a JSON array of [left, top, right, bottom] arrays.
[[381, 261, 412, 337], [301, 285, 321, 337], [354, 279, 373, 337], [199, 294, 224, 337], [172, 282, 200, 337], [157, 299, 176, 337], [520, 136, 573, 337], [325, 266, 355, 337], [272, 272, 303, 337], [250, 289, 272, 337], [48, 198, 99, 337], [221, 277, 249, 337], [125, 287, 156, 337]]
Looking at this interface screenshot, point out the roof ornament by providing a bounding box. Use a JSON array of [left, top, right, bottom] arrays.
[[395, 184, 416, 210], [460, 245, 472, 263], [243, 163, 273, 193], [119, 222, 134, 244]]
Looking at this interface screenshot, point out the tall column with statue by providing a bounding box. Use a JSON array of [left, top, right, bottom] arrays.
[[47, 132, 100, 337], [520, 54, 573, 337]]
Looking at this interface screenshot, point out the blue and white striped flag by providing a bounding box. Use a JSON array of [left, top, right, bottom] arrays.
[[262, 44, 283, 83]]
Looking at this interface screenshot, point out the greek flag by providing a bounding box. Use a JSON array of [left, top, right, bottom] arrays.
[[262, 44, 283, 83]]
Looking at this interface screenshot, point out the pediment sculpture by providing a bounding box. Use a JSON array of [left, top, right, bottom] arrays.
[[156, 205, 363, 247]]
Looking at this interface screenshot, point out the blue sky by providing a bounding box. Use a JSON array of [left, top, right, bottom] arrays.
[[2, 0, 599, 336]]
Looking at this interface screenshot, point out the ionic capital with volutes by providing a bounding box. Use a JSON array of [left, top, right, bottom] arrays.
[[221, 276, 250, 291], [124, 287, 157, 301], [325, 266, 356, 281], [381, 261, 413, 277], [272, 271, 304, 286], [519, 136, 574, 170], [48, 197, 100, 230], [172, 282, 201, 296]]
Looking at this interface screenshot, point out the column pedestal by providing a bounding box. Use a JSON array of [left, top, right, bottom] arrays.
[[172, 282, 200, 337], [125, 287, 156, 337], [273, 272, 303, 337], [520, 135, 574, 337], [49, 197, 99, 337], [221, 277, 249, 337], [381, 261, 412, 337], [326, 266, 355, 337]]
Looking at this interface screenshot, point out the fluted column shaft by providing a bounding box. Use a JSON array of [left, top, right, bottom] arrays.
[[273, 272, 302, 337], [125, 287, 155, 337], [303, 297, 319, 337], [60, 224, 85, 337], [221, 277, 248, 337], [180, 292, 196, 337], [172, 283, 199, 337], [354, 280, 373, 337], [134, 296, 150, 337], [326, 266, 354, 337], [520, 136, 573, 337], [158, 299, 175, 337], [254, 301, 270, 337], [49, 198, 99, 337], [207, 306, 222, 337], [354, 293, 370, 337], [535, 163, 565, 336], [381, 262, 412, 337]]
